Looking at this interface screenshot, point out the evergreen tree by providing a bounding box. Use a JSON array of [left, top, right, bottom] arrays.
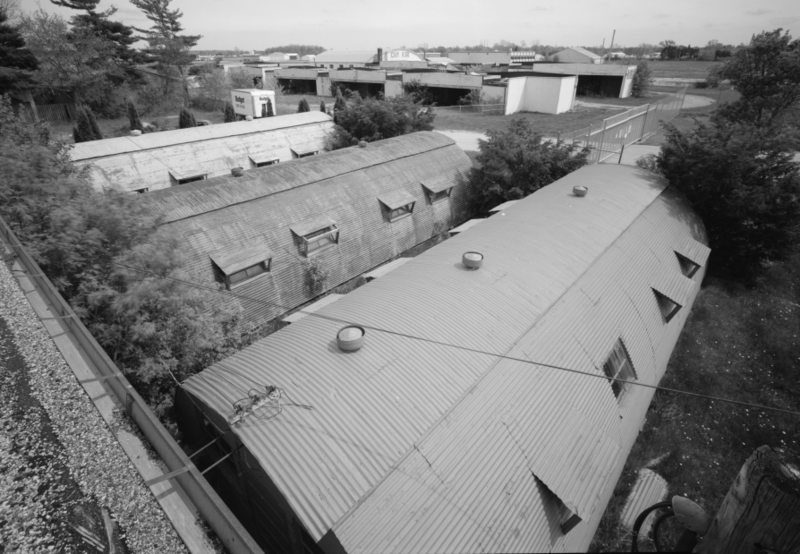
[[297, 97, 310, 113], [320, 100, 327, 113], [0, 7, 38, 94], [178, 107, 196, 128], [224, 101, 235, 122], [334, 89, 346, 112], [127, 100, 143, 131], [86, 106, 102, 139], [266, 98, 274, 117], [72, 107, 96, 142], [261, 102, 267, 117], [631, 61, 653, 98]]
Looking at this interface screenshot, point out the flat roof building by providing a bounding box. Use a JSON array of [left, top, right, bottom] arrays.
[[554, 47, 603, 64], [179, 164, 710, 554]]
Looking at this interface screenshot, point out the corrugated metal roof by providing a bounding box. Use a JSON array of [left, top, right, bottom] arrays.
[[282, 294, 344, 323], [619, 469, 668, 530], [651, 270, 695, 307], [677, 236, 711, 267], [182, 165, 709, 553], [363, 258, 412, 281], [146, 132, 457, 224], [489, 200, 519, 213], [448, 218, 486, 235], [70, 112, 334, 193]]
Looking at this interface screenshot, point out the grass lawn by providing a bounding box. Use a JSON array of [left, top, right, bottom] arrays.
[[433, 105, 624, 136], [642, 86, 740, 146], [606, 59, 721, 80], [590, 263, 800, 552], [276, 93, 332, 116]]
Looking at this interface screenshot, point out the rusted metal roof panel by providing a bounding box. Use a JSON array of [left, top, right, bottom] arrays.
[[182, 165, 709, 553]]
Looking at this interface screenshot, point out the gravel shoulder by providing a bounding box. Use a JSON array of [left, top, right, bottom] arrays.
[[0, 247, 189, 554]]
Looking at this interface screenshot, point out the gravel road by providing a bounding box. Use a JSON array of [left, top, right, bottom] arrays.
[[0, 248, 188, 554]]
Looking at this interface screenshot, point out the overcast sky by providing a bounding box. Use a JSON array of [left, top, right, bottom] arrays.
[[20, 0, 800, 51]]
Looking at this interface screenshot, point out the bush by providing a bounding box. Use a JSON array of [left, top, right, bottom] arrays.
[[266, 98, 274, 117], [458, 89, 484, 106], [178, 108, 196, 129], [297, 98, 310, 113], [305, 259, 328, 295], [320, 100, 327, 113], [224, 101, 236, 122], [127, 100, 144, 132]]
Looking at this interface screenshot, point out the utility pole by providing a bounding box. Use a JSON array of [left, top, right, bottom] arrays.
[[608, 29, 616, 62], [699, 446, 800, 554]]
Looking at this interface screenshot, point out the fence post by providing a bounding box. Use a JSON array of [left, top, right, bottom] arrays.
[[596, 120, 608, 163], [640, 105, 651, 141], [698, 446, 800, 554], [618, 144, 625, 164]]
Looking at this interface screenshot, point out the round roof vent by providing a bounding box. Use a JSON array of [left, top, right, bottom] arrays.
[[462, 251, 483, 269], [231, 167, 244, 177], [245, 115, 253, 121], [130, 129, 142, 136], [337, 325, 365, 352], [358, 141, 368, 148], [573, 186, 588, 197]]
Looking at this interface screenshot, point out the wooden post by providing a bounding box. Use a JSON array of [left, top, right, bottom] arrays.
[[699, 446, 800, 554]]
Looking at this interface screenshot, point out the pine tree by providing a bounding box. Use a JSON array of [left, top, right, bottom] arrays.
[[72, 107, 96, 143], [320, 100, 327, 113], [224, 101, 236, 122], [266, 98, 274, 117], [127, 100, 144, 131], [86, 107, 103, 139], [261, 102, 267, 118], [297, 98, 310, 113], [0, 8, 39, 94], [178, 108, 196, 128]]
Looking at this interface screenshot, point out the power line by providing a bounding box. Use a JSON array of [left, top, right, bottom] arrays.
[[106, 260, 800, 418]]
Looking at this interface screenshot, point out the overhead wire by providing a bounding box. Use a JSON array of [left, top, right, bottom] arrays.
[[105, 260, 800, 418]]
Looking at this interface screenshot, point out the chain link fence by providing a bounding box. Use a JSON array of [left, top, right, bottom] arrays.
[[434, 103, 505, 116], [559, 87, 687, 164]]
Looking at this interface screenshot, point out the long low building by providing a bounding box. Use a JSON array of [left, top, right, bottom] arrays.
[[178, 164, 710, 553], [144, 131, 472, 326], [493, 62, 638, 97], [70, 112, 334, 193]]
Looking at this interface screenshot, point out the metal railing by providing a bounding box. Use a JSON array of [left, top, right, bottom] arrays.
[[0, 216, 263, 554], [435, 103, 505, 116], [559, 87, 687, 164], [35, 103, 77, 123]]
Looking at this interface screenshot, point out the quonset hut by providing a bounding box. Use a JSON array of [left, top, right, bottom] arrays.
[[178, 164, 710, 553], [70, 112, 334, 194], [144, 132, 472, 326]]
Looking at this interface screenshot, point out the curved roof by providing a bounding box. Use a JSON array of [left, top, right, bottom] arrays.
[[314, 50, 378, 64], [183, 165, 709, 553], [70, 112, 334, 193]]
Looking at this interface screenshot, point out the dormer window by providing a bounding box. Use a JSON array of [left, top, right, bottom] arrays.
[[651, 271, 695, 323], [210, 245, 272, 290], [653, 289, 681, 322], [674, 238, 710, 278], [291, 217, 339, 257], [169, 169, 207, 186], [378, 190, 416, 222], [249, 155, 279, 168], [602, 339, 636, 400], [422, 182, 454, 204], [291, 146, 320, 159]]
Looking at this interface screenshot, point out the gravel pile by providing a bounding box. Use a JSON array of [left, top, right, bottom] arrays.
[[0, 250, 189, 554]]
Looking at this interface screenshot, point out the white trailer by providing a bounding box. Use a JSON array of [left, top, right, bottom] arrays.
[[231, 89, 277, 119]]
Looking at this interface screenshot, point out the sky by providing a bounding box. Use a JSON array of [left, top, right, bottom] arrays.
[[19, 0, 800, 51]]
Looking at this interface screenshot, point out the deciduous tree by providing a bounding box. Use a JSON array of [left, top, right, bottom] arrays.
[[631, 60, 653, 97]]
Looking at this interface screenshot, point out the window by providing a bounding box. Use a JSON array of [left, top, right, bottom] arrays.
[[210, 246, 272, 290], [653, 289, 681, 322], [602, 339, 636, 400], [300, 225, 339, 256], [290, 148, 320, 159], [170, 170, 207, 186], [422, 182, 454, 204], [249, 156, 279, 168], [227, 261, 269, 287], [379, 190, 417, 222], [675, 252, 700, 278]]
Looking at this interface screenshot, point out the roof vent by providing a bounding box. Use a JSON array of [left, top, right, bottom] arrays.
[[573, 186, 588, 197], [130, 130, 142, 136], [462, 251, 483, 269], [358, 141, 368, 148], [245, 115, 253, 121], [231, 167, 244, 177], [337, 325, 365, 352]]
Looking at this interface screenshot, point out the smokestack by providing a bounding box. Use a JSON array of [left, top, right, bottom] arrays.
[[377, 47, 383, 62]]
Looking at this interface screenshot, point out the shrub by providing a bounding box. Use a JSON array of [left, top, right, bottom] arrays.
[[224, 101, 236, 122], [458, 89, 484, 106], [127, 100, 144, 132], [297, 98, 310, 113], [631, 60, 653, 97], [320, 100, 327, 113], [305, 258, 329, 295], [266, 98, 274, 117], [178, 108, 196, 129]]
